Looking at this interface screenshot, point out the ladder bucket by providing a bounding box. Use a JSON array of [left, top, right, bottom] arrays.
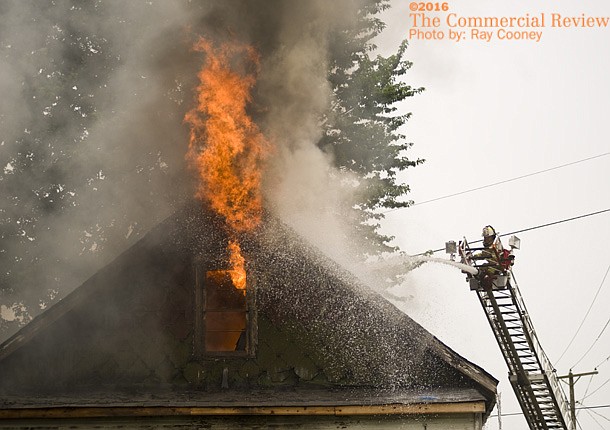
[[493, 275, 508, 288]]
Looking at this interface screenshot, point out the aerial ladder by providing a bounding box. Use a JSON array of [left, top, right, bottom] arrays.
[[446, 230, 573, 430]]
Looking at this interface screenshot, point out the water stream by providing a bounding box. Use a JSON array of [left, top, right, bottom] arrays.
[[412, 256, 479, 275], [368, 255, 479, 276]]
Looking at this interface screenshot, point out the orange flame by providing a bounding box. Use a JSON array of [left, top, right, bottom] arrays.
[[228, 240, 247, 291], [185, 38, 270, 288], [185, 38, 270, 234]]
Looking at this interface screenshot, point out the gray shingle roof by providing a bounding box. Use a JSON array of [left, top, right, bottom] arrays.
[[0, 203, 497, 417]]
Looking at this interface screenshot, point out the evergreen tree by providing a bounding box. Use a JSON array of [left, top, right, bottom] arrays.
[[0, 1, 188, 337], [322, 0, 424, 255], [0, 1, 117, 330]]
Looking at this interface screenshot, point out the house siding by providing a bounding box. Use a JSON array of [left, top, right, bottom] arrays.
[[0, 414, 483, 429]]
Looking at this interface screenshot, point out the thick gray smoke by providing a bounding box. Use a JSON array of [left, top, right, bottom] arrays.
[[0, 0, 382, 337], [0, 1, 199, 333], [254, 3, 369, 268], [192, 1, 374, 266]]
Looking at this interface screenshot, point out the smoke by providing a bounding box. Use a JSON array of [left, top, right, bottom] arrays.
[[180, 1, 374, 268], [0, 0, 200, 331], [253, 2, 368, 269], [183, 0, 375, 268], [0, 0, 390, 335]]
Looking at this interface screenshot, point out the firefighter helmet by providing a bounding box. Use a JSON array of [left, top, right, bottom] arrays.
[[482, 225, 496, 238], [482, 225, 496, 247]]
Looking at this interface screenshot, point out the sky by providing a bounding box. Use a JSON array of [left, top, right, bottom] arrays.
[[376, 1, 610, 429]]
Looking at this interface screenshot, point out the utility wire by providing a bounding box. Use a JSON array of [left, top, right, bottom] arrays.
[[589, 408, 610, 423], [583, 409, 605, 429], [489, 404, 610, 418], [582, 376, 610, 402], [579, 405, 610, 430], [596, 354, 610, 369], [413, 208, 610, 255], [581, 405, 610, 410], [384, 152, 610, 213], [573, 314, 610, 369], [497, 208, 610, 240], [577, 376, 598, 420], [555, 263, 610, 365], [491, 405, 610, 430]]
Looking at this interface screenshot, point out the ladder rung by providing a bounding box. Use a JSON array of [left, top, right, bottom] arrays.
[[478, 277, 571, 430]]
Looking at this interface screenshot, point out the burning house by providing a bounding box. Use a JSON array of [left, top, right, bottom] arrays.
[[0, 203, 497, 429], [1, 11, 497, 429]]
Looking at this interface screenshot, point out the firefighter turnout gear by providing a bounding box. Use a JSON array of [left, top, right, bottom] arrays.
[[464, 226, 515, 289]]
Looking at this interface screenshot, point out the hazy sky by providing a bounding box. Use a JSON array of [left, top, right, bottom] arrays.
[[377, 1, 610, 428]]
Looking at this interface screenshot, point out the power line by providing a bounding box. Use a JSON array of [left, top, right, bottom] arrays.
[[574, 314, 610, 369], [577, 375, 598, 421], [596, 354, 610, 369], [579, 405, 610, 430], [589, 408, 610, 423], [384, 152, 610, 213], [579, 405, 609, 411], [556, 263, 610, 365], [413, 208, 610, 255], [583, 408, 606, 429], [493, 208, 610, 239], [489, 404, 610, 418], [582, 377, 610, 402]]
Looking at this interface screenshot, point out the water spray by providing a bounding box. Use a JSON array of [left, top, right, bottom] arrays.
[[366, 254, 478, 277], [410, 256, 478, 275]]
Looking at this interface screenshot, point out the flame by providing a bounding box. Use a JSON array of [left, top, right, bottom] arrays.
[[185, 38, 270, 234], [185, 38, 270, 288], [228, 240, 247, 291]]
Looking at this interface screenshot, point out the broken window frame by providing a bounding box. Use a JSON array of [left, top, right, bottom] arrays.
[[193, 260, 257, 358]]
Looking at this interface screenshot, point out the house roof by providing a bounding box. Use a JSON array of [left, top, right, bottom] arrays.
[[245, 212, 497, 392], [0, 203, 497, 418]]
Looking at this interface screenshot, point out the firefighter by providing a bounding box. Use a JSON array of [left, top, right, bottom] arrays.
[[472, 225, 504, 288]]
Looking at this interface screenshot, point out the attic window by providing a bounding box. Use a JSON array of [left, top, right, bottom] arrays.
[[194, 265, 256, 357], [205, 270, 247, 351]]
